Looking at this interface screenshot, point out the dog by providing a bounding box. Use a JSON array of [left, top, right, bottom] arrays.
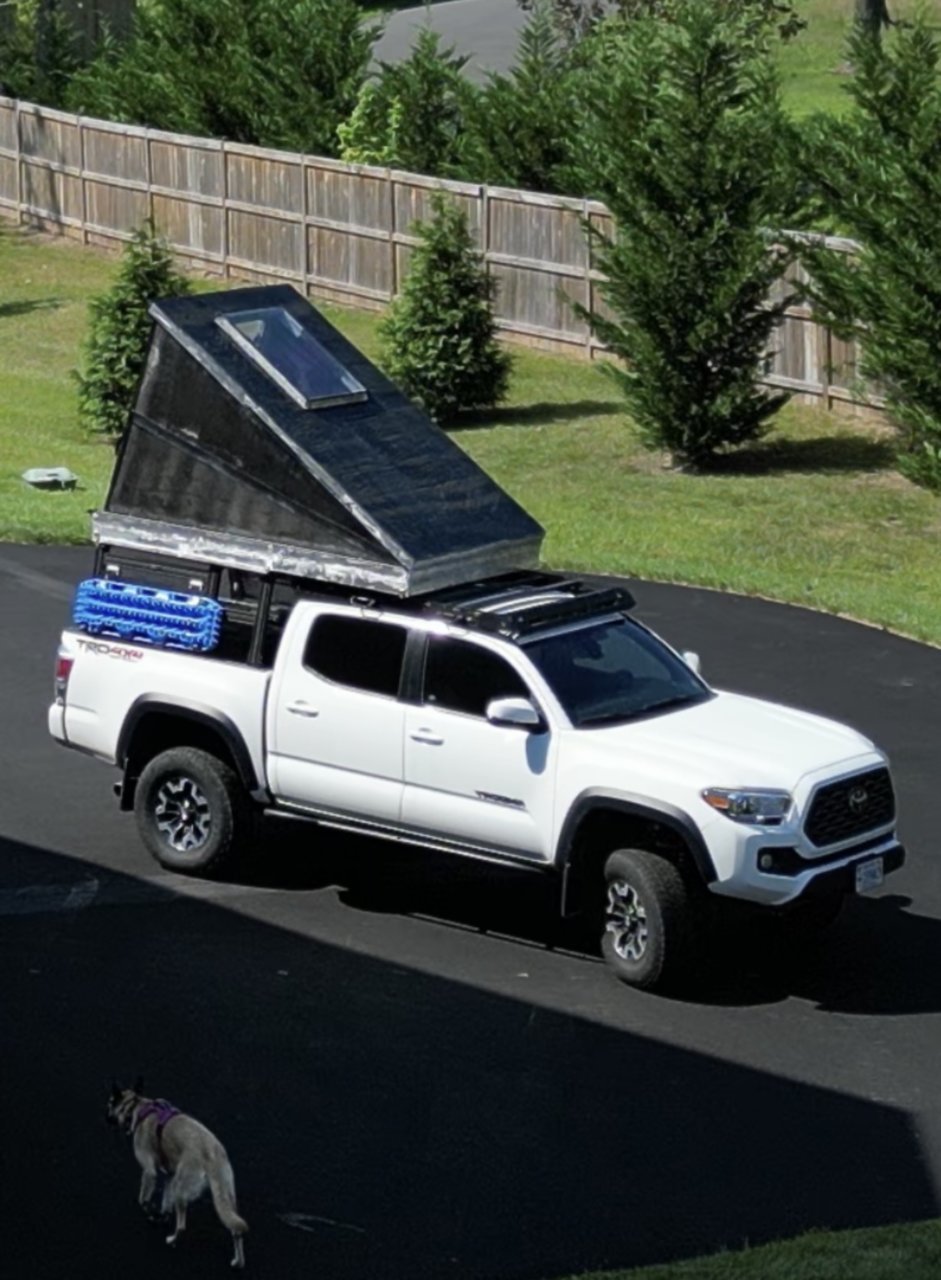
[[107, 1079, 248, 1268]]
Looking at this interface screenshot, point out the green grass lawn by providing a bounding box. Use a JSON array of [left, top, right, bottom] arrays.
[[564, 1218, 941, 1280], [779, 0, 941, 117], [3, 220, 941, 644]]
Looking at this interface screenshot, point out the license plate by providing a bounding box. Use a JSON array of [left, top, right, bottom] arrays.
[[855, 856, 884, 894]]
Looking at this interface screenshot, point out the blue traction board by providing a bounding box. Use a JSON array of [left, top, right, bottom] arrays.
[[72, 579, 223, 652]]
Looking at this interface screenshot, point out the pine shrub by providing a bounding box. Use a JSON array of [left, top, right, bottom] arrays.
[[379, 193, 510, 424], [75, 222, 191, 440]]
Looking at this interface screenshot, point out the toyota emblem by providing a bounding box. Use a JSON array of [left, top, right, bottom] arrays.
[[848, 786, 869, 814]]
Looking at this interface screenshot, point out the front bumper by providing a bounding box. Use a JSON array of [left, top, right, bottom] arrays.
[[708, 822, 904, 906], [792, 842, 905, 903]]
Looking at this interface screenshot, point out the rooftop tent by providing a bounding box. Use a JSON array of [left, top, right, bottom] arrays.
[[95, 284, 544, 596]]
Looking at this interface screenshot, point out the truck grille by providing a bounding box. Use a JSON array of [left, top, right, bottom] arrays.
[[804, 767, 895, 848]]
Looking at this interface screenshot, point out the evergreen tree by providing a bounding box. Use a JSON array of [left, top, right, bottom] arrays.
[[338, 28, 472, 176], [463, 0, 582, 194], [68, 0, 378, 158], [576, 0, 801, 468], [76, 221, 191, 440], [0, 0, 82, 108], [379, 193, 510, 423], [806, 17, 941, 491]]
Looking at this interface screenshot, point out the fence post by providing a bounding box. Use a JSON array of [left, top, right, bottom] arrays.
[[221, 141, 230, 279], [142, 126, 153, 229], [14, 96, 21, 226], [583, 198, 593, 357], [298, 151, 307, 290], [78, 116, 88, 244], [387, 167, 397, 300]]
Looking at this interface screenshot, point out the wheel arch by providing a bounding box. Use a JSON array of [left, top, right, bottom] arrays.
[[116, 697, 260, 810], [557, 790, 716, 917]]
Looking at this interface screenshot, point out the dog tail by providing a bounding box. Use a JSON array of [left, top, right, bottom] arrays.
[[208, 1158, 248, 1236]]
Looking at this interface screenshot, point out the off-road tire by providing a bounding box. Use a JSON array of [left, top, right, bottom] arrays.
[[600, 848, 697, 991], [135, 746, 252, 877]]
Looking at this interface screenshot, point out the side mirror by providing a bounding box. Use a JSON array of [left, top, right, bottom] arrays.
[[486, 696, 544, 732], [681, 650, 702, 675]]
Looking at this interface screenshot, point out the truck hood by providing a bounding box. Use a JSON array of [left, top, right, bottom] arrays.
[[581, 690, 878, 788]]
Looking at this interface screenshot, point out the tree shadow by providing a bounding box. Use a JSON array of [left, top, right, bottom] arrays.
[[0, 297, 64, 320], [453, 398, 624, 431], [708, 433, 896, 476]]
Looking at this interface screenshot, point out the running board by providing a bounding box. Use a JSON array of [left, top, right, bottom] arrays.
[[267, 804, 552, 874]]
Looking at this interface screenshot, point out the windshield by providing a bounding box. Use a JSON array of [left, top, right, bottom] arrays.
[[522, 615, 711, 727]]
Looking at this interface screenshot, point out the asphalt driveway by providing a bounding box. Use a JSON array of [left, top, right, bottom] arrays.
[[374, 0, 528, 78]]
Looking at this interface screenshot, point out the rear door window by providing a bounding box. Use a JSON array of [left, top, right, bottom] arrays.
[[304, 615, 407, 698]]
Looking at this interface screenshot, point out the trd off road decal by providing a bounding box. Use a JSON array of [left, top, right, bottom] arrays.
[[75, 638, 144, 661]]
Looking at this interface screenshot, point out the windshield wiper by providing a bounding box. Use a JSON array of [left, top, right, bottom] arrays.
[[578, 709, 638, 726], [579, 693, 702, 726], [636, 694, 702, 716]]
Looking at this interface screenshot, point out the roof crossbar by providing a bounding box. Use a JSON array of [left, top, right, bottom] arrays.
[[435, 584, 636, 639]]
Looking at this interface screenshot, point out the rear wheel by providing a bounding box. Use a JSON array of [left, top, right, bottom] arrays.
[[135, 747, 252, 877], [600, 848, 697, 991]]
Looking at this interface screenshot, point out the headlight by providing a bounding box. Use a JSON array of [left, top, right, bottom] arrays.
[[702, 787, 792, 825]]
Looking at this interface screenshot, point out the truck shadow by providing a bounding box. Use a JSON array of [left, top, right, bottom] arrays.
[[0, 832, 936, 1280], [246, 816, 941, 1016]]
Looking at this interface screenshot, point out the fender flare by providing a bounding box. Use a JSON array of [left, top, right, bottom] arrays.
[[117, 695, 260, 793], [557, 789, 717, 914]]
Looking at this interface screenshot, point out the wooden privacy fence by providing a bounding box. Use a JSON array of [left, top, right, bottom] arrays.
[[0, 96, 872, 412]]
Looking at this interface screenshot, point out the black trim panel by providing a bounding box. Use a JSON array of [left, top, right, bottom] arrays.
[[557, 789, 718, 885], [757, 829, 897, 877], [117, 695, 260, 791], [793, 843, 905, 901]]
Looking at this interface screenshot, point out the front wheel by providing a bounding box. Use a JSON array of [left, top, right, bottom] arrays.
[[600, 849, 697, 991], [134, 747, 252, 877]]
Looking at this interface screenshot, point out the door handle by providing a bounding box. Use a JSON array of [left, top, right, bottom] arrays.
[[410, 730, 444, 745], [287, 702, 320, 717]]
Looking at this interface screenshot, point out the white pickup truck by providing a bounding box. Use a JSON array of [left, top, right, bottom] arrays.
[[49, 570, 904, 990]]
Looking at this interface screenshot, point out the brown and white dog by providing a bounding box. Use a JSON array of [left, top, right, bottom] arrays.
[[107, 1080, 248, 1268]]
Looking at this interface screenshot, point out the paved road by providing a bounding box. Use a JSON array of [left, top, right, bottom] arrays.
[[3, 544, 941, 1279], [374, 0, 528, 79]]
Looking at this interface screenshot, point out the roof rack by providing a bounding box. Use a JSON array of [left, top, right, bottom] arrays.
[[430, 580, 635, 640]]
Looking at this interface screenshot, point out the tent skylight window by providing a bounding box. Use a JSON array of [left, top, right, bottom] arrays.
[[217, 307, 367, 410]]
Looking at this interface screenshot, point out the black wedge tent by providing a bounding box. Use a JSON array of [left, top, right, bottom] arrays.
[[95, 284, 544, 596]]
